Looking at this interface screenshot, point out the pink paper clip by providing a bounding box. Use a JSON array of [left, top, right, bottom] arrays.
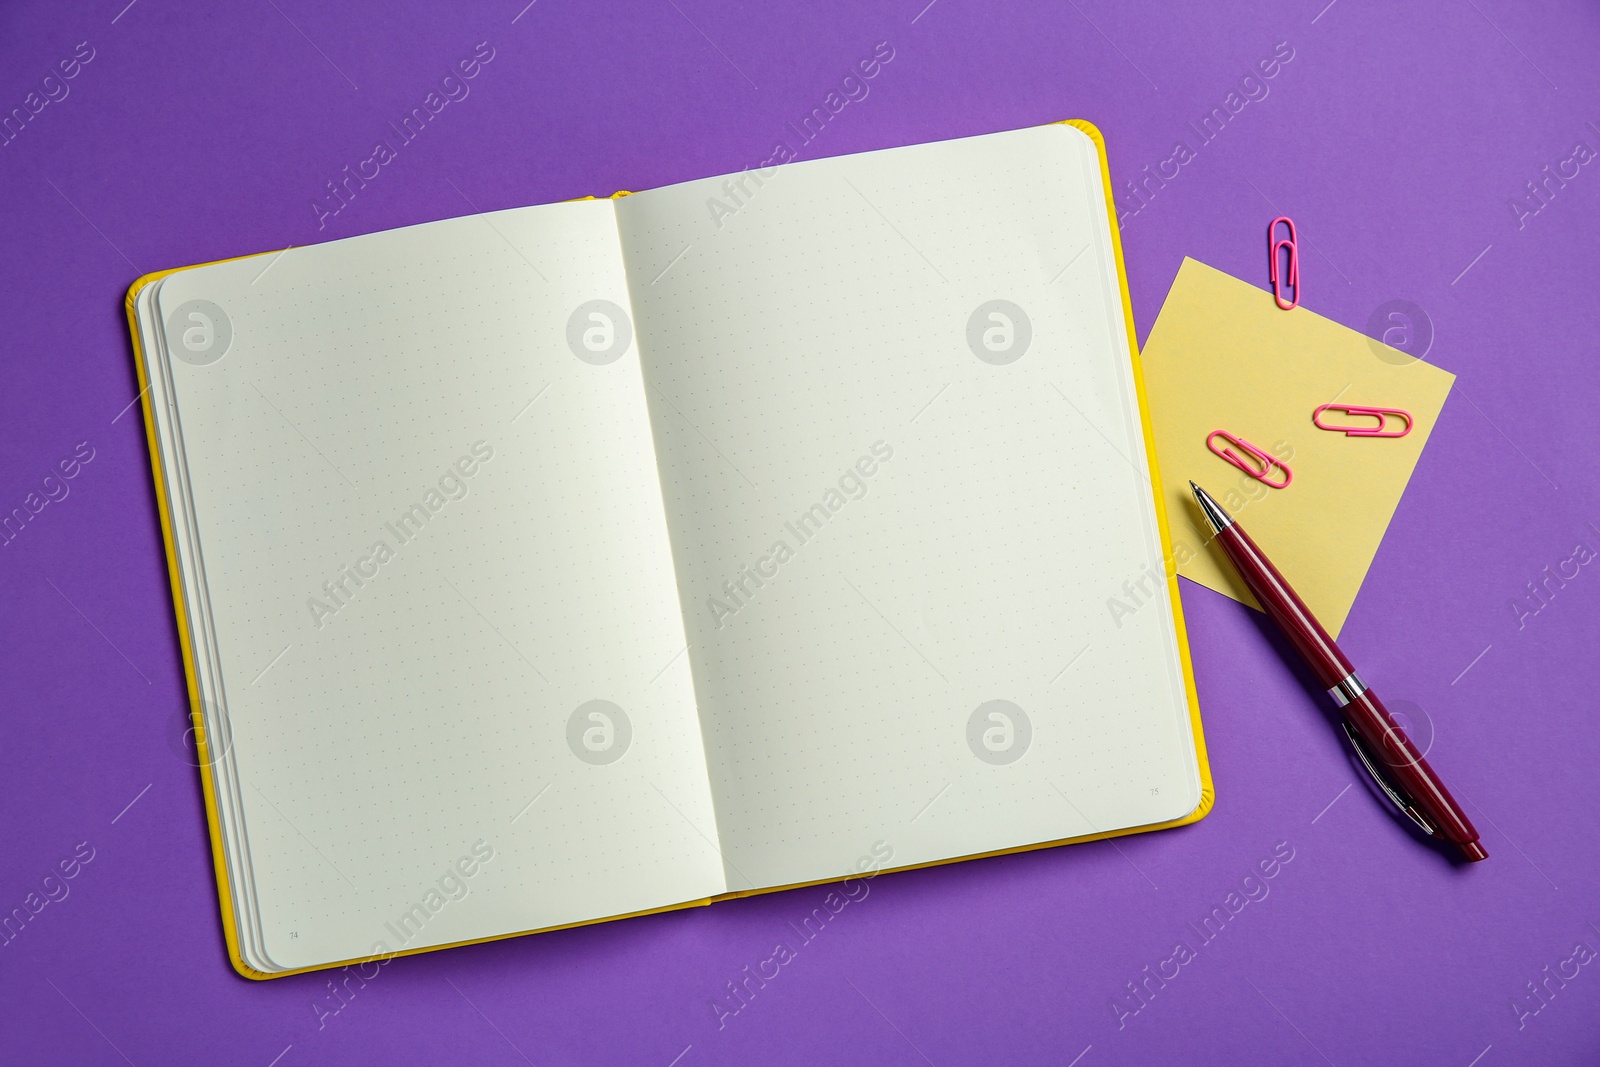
[[1268, 216, 1299, 310], [1312, 404, 1413, 438], [1206, 430, 1293, 488]]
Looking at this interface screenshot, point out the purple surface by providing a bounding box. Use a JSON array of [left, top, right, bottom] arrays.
[[3, 0, 1598, 1063]]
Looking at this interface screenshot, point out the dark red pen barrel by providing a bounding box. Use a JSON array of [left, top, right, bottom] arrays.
[[1212, 517, 1486, 862], [1216, 524, 1352, 687], [1341, 689, 1482, 852]]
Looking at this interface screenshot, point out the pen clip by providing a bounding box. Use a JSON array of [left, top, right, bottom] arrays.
[[1340, 722, 1437, 837]]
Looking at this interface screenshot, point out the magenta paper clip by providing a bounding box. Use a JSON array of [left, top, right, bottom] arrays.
[[1312, 404, 1414, 438], [1268, 216, 1299, 310], [1206, 430, 1293, 488]]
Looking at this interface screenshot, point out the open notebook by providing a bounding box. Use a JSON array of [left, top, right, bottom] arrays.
[[127, 121, 1210, 978]]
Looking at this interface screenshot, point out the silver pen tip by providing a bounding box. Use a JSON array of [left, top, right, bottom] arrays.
[[1189, 482, 1232, 533]]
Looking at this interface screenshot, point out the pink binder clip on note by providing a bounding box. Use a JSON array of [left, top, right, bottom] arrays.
[[1206, 430, 1293, 489], [1268, 216, 1299, 310], [1312, 404, 1414, 438]]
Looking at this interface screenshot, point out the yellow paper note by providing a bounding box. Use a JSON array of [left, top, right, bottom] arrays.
[[1140, 258, 1454, 636]]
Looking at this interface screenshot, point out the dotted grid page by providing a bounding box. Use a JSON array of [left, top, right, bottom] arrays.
[[615, 124, 1202, 892], [147, 199, 725, 972]]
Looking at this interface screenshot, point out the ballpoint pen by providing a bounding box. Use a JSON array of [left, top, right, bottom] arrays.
[[1189, 481, 1487, 862]]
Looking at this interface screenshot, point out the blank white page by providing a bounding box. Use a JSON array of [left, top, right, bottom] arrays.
[[616, 124, 1202, 890], [144, 200, 725, 971]]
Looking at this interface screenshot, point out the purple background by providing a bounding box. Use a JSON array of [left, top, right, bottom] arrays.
[[3, 0, 1598, 1063]]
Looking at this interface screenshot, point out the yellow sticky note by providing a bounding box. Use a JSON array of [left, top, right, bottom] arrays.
[[1141, 258, 1454, 636]]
